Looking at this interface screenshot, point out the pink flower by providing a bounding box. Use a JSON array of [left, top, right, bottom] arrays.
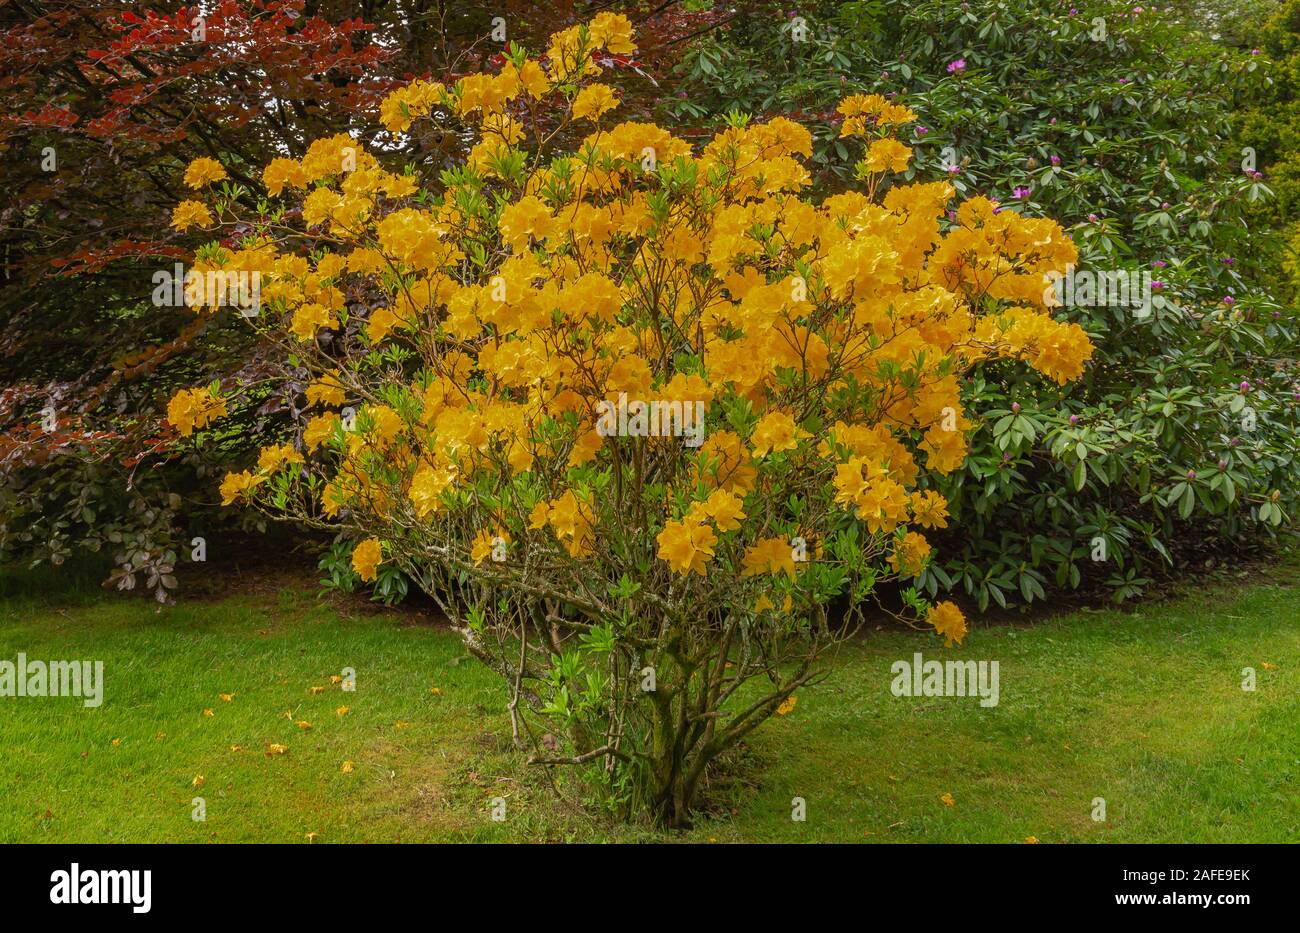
[[947, 59, 967, 74]]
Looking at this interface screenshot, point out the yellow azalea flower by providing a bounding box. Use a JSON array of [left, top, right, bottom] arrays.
[[167, 387, 226, 437], [837, 93, 917, 136], [410, 462, 456, 518], [909, 490, 950, 529], [927, 601, 967, 647], [303, 413, 340, 452], [351, 538, 383, 582], [701, 488, 746, 532], [517, 60, 551, 98], [219, 470, 265, 506], [183, 157, 228, 188], [528, 500, 551, 530], [257, 443, 303, 473], [572, 84, 619, 122], [171, 200, 212, 233], [498, 195, 555, 251], [546, 490, 594, 558], [749, 411, 807, 458], [741, 537, 798, 579], [656, 518, 717, 576], [290, 302, 338, 341], [263, 157, 308, 197], [864, 138, 912, 174], [589, 12, 636, 54], [306, 371, 346, 408], [362, 405, 404, 445]]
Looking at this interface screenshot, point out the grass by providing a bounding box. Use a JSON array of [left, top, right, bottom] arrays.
[[0, 560, 1297, 843]]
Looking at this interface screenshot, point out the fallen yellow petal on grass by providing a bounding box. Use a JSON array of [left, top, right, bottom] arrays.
[[296, 721, 312, 730], [1024, 836, 1039, 844], [202, 709, 214, 717], [309, 686, 326, 695], [429, 687, 442, 696], [110, 738, 121, 747], [341, 760, 354, 774], [776, 695, 797, 716], [219, 693, 235, 702], [267, 744, 288, 756], [192, 775, 204, 787], [329, 675, 343, 685], [940, 792, 955, 807], [336, 706, 349, 717]]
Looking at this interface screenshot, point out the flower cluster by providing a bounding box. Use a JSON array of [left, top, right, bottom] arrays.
[[166, 386, 225, 437]]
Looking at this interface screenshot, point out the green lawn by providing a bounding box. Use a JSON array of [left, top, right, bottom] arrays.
[[1, 562, 1297, 843]]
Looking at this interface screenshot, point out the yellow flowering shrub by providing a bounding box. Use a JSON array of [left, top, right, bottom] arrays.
[[166, 15, 1090, 826]]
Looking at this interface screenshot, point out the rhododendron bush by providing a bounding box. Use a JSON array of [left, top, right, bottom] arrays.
[[168, 15, 1091, 825]]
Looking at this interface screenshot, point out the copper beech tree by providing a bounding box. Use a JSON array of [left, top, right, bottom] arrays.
[[167, 14, 1092, 826]]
